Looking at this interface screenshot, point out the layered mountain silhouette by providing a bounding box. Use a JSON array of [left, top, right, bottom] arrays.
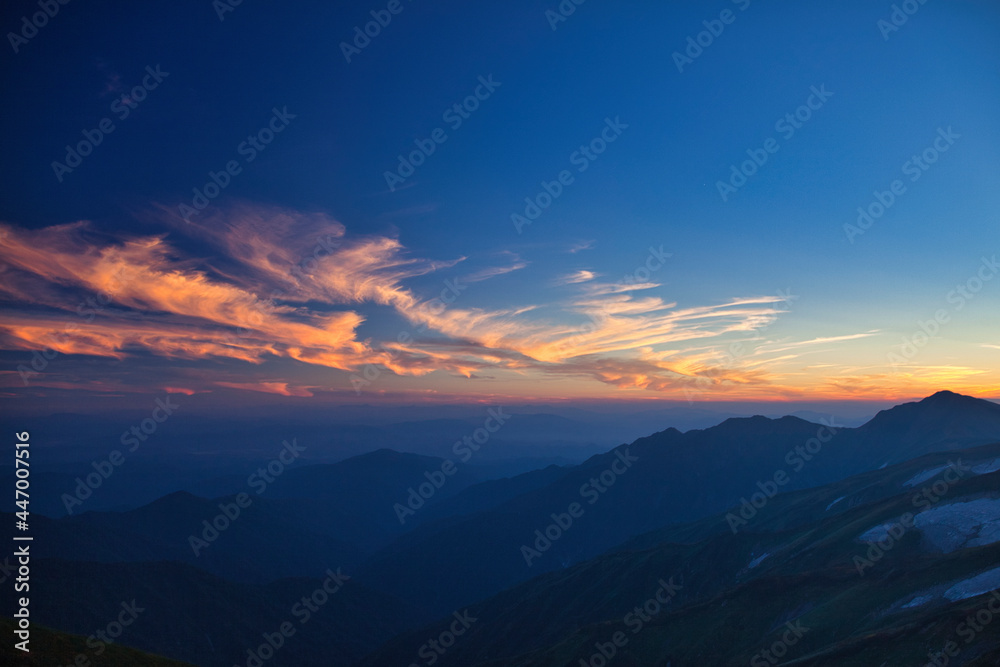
[[361, 440, 1000, 665], [355, 391, 1000, 616], [9, 391, 1000, 666]]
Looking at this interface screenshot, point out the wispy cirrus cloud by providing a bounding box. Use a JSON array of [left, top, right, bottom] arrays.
[[759, 331, 881, 356], [462, 252, 528, 283], [0, 203, 807, 396], [214, 381, 315, 397], [0, 214, 385, 373], [556, 269, 598, 285]]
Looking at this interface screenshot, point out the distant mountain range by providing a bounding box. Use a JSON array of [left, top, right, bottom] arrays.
[[362, 440, 1000, 665], [0, 401, 878, 518], [6, 390, 1000, 666], [355, 391, 1000, 617]]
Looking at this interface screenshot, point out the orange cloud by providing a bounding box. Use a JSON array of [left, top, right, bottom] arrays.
[[0, 204, 925, 398], [214, 381, 314, 397]]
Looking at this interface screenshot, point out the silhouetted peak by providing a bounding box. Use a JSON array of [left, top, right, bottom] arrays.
[[922, 390, 972, 404], [905, 390, 996, 413], [712, 414, 816, 433], [861, 390, 1000, 434]]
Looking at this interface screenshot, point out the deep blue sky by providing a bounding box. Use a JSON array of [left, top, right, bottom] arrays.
[[1, 0, 998, 407]]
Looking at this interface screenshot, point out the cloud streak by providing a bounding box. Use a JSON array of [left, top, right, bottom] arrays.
[[0, 204, 834, 396]]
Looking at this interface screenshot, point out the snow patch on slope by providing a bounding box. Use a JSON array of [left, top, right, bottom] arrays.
[[904, 465, 953, 487], [914, 498, 1000, 553], [825, 496, 845, 511], [944, 566, 1000, 602], [972, 457, 1000, 474]]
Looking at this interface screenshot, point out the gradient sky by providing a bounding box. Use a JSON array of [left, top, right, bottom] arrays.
[[1, 0, 998, 410]]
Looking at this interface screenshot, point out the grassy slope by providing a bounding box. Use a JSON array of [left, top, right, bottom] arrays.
[[360, 443, 1000, 666], [0, 617, 195, 666]]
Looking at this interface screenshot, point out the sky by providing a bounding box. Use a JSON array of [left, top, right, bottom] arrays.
[[1, 0, 999, 413]]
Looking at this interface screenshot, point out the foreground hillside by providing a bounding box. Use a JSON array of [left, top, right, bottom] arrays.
[[361, 442, 1000, 666], [0, 618, 195, 666], [1, 560, 420, 667]]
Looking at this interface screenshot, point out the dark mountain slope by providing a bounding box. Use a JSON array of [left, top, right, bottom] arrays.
[[356, 393, 1000, 617], [2, 559, 420, 667], [830, 389, 1000, 468], [24, 491, 365, 583], [238, 447, 493, 550], [360, 441, 1000, 666], [0, 617, 196, 666]]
